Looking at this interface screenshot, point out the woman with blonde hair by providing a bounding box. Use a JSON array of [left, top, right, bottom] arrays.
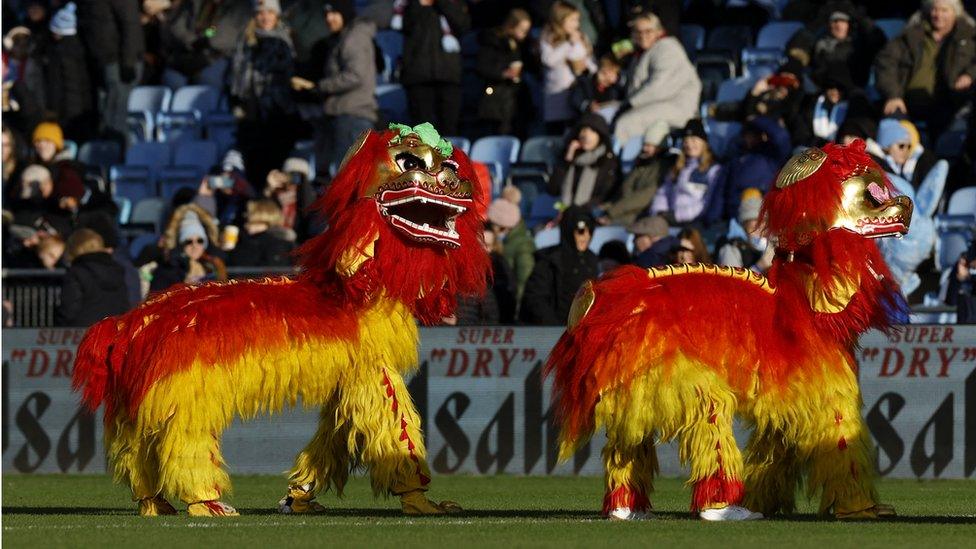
[[227, 199, 295, 267], [650, 119, 724, 227], [56, 228, 131, 326], [541, 0, 595, 134], [142, 203, 227, 295]]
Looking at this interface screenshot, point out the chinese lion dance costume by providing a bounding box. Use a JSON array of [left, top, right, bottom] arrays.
[[546, 141, 912, 521], [72, 123, 490, 517]]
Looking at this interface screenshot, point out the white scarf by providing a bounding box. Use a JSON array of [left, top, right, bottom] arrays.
[[812, 96, 848, 141]]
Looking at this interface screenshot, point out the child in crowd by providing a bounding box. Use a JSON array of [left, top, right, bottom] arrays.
[[650, 119, 723, 227], [569, 54, 622, 119], [540, 0, 595, 134]]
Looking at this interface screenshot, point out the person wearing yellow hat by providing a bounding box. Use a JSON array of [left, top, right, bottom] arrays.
[[32, 121, 64, 163]]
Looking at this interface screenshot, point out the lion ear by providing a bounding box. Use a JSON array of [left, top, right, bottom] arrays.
[[336, 230, 379, 278], [336, 130, 372, 175]]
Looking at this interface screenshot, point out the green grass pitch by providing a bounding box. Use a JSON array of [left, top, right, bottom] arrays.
[[3, 475, 975, 548]]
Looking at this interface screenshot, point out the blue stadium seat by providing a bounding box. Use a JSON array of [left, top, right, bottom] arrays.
[[705, 25, 753, 59], [111, 165, 154, 205], [679, 24, 706, 56], [875, 18, 905, 40], [534, 226, 560, 249], [129, 197, 166, 232], [205, 113, 237, 155], [704, 119, 742, 159], [946, 186, 976, 216], [518, 135, 563, 168], [113, 196, 132, 224], [616, 135, 644, 174], [173, 140, 219, 175], [78, 140, 122, 176], [589, 225, 630, 253], [128, 86, 171, 142], [376, 84, 409, 124], [526, 192, 559, 230], [756, 22, 803, 49], [741, 47, 784, 76], [159, 166, 202, 201], [128, 232, 159, 261], [695, 54, 736, 102], [935, 230, 971, 271], [716, 76, 759, 103], [445, 136, 471, 155], [157, 85, 221, 143], [125, 142, 172, 181], [470, 135, 521, 186]]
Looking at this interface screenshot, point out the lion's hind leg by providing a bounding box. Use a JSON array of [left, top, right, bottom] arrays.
[[105, 413, 176, 516], [742, 428, 801, 516], [154, 416, 237, 517]]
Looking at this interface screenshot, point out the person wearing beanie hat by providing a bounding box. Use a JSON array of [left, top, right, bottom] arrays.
[[717, 188, 772, 271], [650, 118, 723, 226], [520, 205, 598, 325], [873, 118, 942, 191], [629, 214, 677, 268], [49, 2, 78, 36], [32, 122, 64, 156], [486, 195, 536, 309], [323, 0, 356, 26], [549, 112, 619, 211], [148, 204, 227, 293], [254, 0, 281, 14]]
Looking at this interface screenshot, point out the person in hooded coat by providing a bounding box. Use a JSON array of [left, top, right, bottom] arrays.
[[519, 205, 598, 325], [55, 228, 131, 326], [548, 112, 619, 213]]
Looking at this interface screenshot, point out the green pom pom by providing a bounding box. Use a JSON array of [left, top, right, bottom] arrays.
[[387, 122, 453, 157]]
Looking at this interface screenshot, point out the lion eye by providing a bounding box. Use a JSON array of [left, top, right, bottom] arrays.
[[396, 153, 425, 172]]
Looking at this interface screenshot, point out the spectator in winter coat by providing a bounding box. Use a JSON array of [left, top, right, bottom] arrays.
[[227, 199, 294, 267], [8, 163, 74, 236], [540, 1, 595, 134], [569, 54, 623, 119], [3, 27, 47, 136], [720, 115, 792, 220], [38, 3, 95, 142], [75, 210, 142, 308], [487, 197, 535, 315], [76, 0, 145, 140], [741, 58, 805, 125], [599, 120, 671, 226], [263, 156, 320, 241], [229, 0, 297, 184], [793, 2, 887, 89], [520, 206, 598, 325], [476, 8, 532, 136], [869, 118, 944, 192], [874, 0, 976, 137], [613, 11, 700, 142], [792, 61, 874, 147], [629, 214, 675, 268], [291, 0, 377, 175], [400, 0, 470, 136], [162, 0, 252, 89], [56, 228, 130, 326], [144, 204, 228, 295], [716, 188, 773, 272], [549, 112, 619, 213], [650, 119, 723, 228]]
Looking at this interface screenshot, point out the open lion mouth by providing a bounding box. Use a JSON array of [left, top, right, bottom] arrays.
[[378, 187, 471, 247], [855, 215, 909, 238]]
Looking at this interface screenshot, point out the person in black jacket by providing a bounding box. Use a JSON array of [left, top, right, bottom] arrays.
[[548, 112, 619, 216], [520, 205, 598, 325], [76, 0, 145, 141], [38, 3, 96, 142], [400, 0, 470, 136], [227, 199, 294, 267], [56, 228, 131, 326], [475, 8, 532, 136]]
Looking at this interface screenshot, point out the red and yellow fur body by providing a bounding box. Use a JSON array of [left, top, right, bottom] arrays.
[[547, 141, 910, 518], [73, 126, 489, 515]]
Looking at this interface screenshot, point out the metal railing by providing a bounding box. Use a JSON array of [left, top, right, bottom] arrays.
[[2, 267, 299, 328]]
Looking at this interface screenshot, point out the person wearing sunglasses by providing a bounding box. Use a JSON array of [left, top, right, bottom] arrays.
[[870, 118, 942, 192], [143, 204, 228, 296]]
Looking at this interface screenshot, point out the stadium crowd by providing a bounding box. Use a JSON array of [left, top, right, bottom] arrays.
[[2, 0, 975, 327]]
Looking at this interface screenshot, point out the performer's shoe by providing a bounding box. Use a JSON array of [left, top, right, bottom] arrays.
[[836, 504, 897, 520], [400, 490, 463, 515], [699, 505, 763, 521], [278, 484, 327, 514], [138, 496, 178, 516], [608, 507, 652, 521], [187, 500, 240, 517]]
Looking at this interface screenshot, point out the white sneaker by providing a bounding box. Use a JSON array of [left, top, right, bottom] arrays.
[[608, 507, 653, 521], [699, 505, 763, 521]]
